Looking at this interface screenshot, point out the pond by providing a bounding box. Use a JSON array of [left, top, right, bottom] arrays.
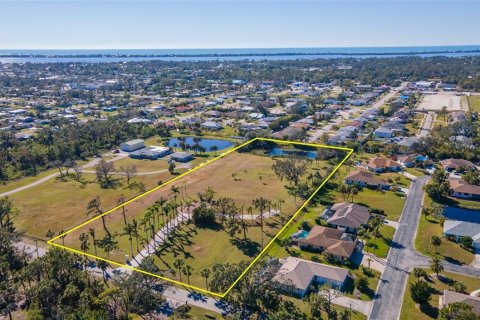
[[167, 137, 234, 151], [269, 148, 317, 159], [444, 206, 480, 223]]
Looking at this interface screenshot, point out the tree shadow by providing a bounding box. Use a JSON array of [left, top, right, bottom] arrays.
[[444, 256, 463, 265], [229, 238, 261, 257], [419, 303, 439, 319]]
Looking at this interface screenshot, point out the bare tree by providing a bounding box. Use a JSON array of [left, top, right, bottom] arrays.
[[72, 164, 83, 182], [119, 164, 137, 184], [95, 159, 115, 187]]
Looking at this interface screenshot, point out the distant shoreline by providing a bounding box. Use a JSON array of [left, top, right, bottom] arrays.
[[2, 49, 480, 59]]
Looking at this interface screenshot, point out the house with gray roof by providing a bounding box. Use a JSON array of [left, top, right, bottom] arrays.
[[321, 202, 370, 234], [439, 290, 480, 313], [443, 220, 480, 249], [273, 257, 350, 298]]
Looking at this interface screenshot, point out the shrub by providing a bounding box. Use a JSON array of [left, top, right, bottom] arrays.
[[460, 236, 473, 249], [356, 276, 369, 292], [410, 280, 432, 304], [301, 221, 312, 231]]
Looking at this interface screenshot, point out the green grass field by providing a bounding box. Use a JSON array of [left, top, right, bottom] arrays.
[[400, 271, 480, 320], [467, 95, 480, 112], [9, 171, 177, 239]]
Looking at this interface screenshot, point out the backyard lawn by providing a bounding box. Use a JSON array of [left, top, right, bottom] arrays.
[[400, 271, 480, 320], [334, 188, 406, 222]]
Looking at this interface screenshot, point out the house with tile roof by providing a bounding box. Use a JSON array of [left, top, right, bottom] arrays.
[[297, 225, 357, 260], [449, 178, 480, 201], [440, 158, 476, 172], [345, 170, 389, 189], [367, 157, 402, 173]]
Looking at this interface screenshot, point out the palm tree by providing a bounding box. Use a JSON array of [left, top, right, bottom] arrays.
[[412, 267, 427, 280], [79, 233, 90, 253], [431, 257, 444, 277], [253, 197, 271, 248], [174, 258, 185, 281], [182, 265, 193, 284], [122, 223, 135, 258], [131, 219, 140, 254], [201, 268, 211, 290], [431, 235, 442, 253], [350, 185, 359, 202]]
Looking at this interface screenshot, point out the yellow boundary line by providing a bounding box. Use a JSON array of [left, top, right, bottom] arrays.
[[48, 137, 353, 298]]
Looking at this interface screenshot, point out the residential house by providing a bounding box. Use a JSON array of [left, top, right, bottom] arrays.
[[345, 170, 389, 189], [443, 220, 480, 249], [440, 158, 476, 172], [373, 127, 394, 139], [201, 121, 223, 130], [439, 290, 480, 313], [367, 157, 401, 173], [273, 257, 350, 298], [449, 178, 480, 201], [297, 225, 357, 260], [320, 202, 370, 234]]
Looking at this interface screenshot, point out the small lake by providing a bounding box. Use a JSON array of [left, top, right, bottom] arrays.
[[167, 137, 233, 151], [444, 206, 480, 223], [269, 148, 317, 159]]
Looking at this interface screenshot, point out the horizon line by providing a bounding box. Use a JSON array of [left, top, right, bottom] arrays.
[[2, 44, 480, 51]]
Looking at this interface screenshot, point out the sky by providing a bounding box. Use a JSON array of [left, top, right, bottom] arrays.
[[0, 0, 479, 49]]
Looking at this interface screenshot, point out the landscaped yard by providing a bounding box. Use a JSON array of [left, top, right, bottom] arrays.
[[415, 195, 474, 265], [400, 271, 480, 320], [467, 95, 480, 112], [364, 224, 395, 259]]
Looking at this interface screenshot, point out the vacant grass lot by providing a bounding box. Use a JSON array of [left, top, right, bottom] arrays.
[[9, 171, 178, 239], [400, 271, 480, 320], [467, 95, 480, 112], [59, 145, 343, 292]]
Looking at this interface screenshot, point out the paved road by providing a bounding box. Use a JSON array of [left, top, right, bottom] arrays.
[[369, 176, 431, 320], [417, 112, 435, 138], [308, 82, 408, 142]]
